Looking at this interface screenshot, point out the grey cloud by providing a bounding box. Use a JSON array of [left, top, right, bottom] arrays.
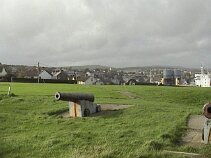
[[0, 0, 211, 68]]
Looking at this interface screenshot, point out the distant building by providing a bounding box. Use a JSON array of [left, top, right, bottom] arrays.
[[77, 76, 89, 85], [24, 69, 38, 79], [77, 76, 103, 85], [66, 71, 77, 80], [161, 69, 182, 86], [85, 76, 98, 85], [52, 70, 68, 80], [194, 66, 210, 87], [85, 72, 94, 77], [39, 70, 52, 79], [195, 74, 210, 87], [0, 67, 8, 78]]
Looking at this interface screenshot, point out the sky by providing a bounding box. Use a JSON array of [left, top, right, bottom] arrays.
[[0, 0, 211, 68]]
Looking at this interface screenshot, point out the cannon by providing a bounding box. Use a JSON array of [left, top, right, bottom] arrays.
[[203, 102, 211, 119], [202, 102, 211, 144], [55, 92, 101, 117], [55, 92, 94, 102]]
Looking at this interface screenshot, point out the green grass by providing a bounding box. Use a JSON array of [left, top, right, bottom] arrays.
[[0, 83, 211, 158]]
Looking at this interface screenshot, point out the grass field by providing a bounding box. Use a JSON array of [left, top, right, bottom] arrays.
[[0, 83, 211, 158]]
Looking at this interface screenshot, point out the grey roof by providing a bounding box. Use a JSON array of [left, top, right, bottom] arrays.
[[0, 66, 7, 73], [41, 70, 52, 76]]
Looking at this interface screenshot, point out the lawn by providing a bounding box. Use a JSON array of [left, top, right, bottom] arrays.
[[0, 83, 211, 158]]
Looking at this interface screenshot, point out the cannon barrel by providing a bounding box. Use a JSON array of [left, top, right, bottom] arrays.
[[203, 102, 211, 119], [55, 92, 94, 102]]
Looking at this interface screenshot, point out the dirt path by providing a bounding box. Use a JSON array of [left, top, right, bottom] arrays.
[[100, 104, 134, 110], [118, 91, 138, 99]]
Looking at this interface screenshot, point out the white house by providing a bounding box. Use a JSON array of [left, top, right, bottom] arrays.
[[39, 70, 52, 79], [195, 74, 210, 87], [0, 67, 8, 77]]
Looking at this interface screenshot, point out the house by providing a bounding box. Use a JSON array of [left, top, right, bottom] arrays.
[[111, 75, 123, 85], [39, 70, 52, 79], [194, 66, 211, 87], [0, 66, 8, 78], [66, 71, 77, 80], [52, 70, 68, 80], [195, 74, 210, 87], [85, 76, 98, 85], [77, 76, 103, 85], [85, 72, 94, 77], [24, 69, 38, 79], [77, 76, 90, 85]]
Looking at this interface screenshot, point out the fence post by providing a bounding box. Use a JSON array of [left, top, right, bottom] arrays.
[[7, 85, 11, 96]]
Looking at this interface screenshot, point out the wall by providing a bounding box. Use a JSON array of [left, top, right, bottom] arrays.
[[10, 78, 77, 84]]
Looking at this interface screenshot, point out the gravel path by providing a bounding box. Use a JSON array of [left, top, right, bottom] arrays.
[[118, 91, 138, 99]]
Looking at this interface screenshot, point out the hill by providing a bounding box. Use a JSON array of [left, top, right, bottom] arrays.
[[64, 65, 113, 71], [2, 63, 200, 72]]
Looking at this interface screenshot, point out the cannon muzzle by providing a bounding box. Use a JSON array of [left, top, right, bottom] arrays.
[[203, 103, 211, 119], [55, 92, 94, 102]]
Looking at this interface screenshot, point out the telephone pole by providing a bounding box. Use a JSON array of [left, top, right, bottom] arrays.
[[150, 69, 152, 83], [38, 62, 40, 84]]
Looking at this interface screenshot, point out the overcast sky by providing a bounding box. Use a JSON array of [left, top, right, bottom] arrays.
[[0, 0, 210, 68]]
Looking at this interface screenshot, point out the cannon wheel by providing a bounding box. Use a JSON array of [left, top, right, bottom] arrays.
[[84, 109, 90, 117], [96, 105, 101, 112]]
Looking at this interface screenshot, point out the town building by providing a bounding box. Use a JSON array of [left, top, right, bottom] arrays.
[[52, 70, 68, 80], [161, 69, 182, 86], [194, 66, 210, 87], [0, 67, 8, 78], [39, 70, 52, 79], [77, 76, 103, 85]]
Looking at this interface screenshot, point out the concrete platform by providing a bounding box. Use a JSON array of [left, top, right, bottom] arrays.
[[60, 104, 134, 118], [181, 115, 210, 146]]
